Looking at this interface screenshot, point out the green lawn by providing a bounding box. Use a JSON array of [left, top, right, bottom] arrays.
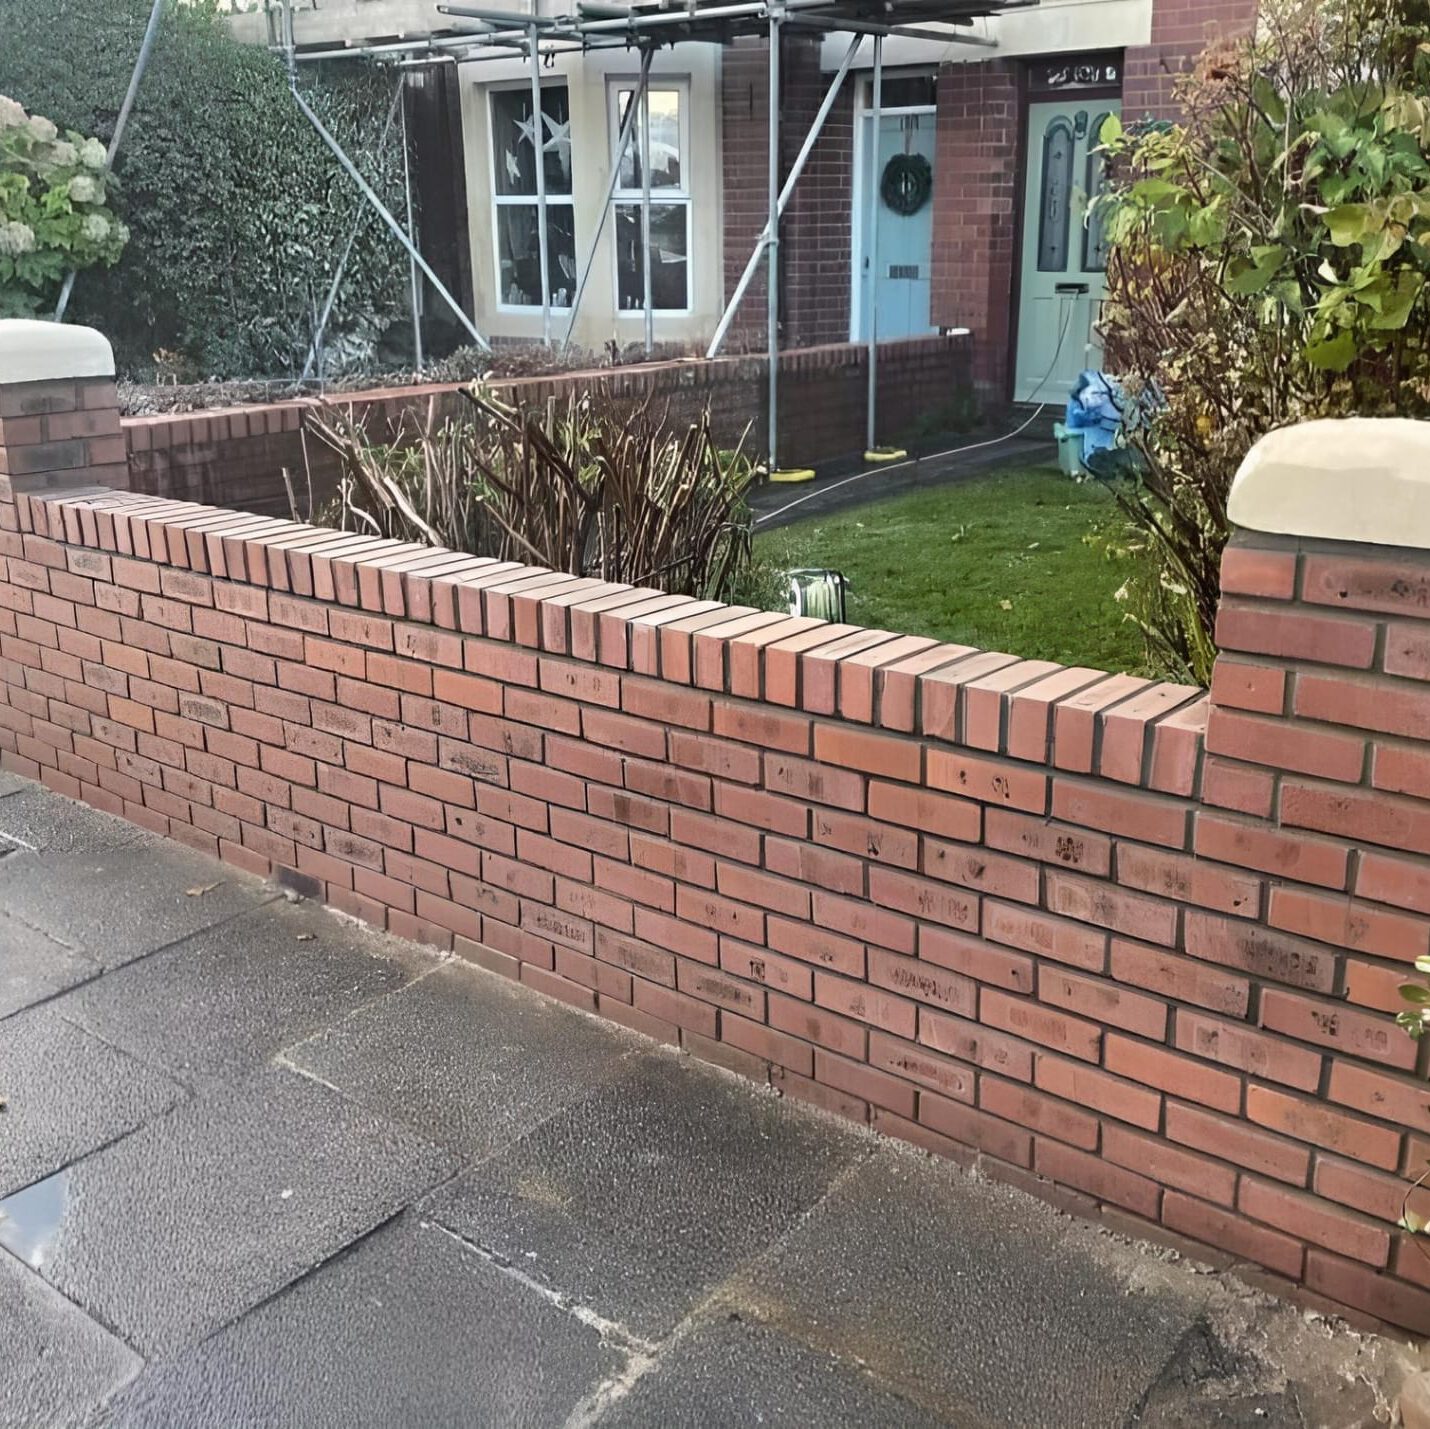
[[755, 465, 1145, 673]]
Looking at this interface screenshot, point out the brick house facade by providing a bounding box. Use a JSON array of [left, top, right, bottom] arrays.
[[720, 0, 1260, 403]]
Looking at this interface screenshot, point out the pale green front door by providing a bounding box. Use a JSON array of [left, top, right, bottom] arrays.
[[1015, 99, 1121, 403]]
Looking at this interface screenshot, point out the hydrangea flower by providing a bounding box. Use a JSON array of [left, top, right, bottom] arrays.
[[81, 212, 110, 243], [80, 137, 106, 169], [0, 96, 25, 131], [26, 114, 58, 143], [49, 140, 78, 168], [68, 174, 104, 204], [0, 221, 37, 256]]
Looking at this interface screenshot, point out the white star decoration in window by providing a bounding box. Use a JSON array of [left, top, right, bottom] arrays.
[[515, 109, 571, 157]]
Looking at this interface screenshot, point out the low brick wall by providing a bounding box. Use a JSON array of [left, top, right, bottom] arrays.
[[123, 336, 972, 518], [4, 462, 1430, 1334]]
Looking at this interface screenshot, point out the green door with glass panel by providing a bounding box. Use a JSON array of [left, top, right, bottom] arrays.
[[1015, 100, 1120, 403]]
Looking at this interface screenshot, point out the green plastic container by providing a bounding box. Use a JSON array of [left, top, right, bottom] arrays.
[[1054, 422, 1087, 479]]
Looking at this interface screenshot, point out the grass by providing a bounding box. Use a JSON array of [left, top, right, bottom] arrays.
[[754, 465, 1145, 674]]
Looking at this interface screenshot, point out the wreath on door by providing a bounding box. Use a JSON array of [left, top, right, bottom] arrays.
[[881, 153, 932, 216]]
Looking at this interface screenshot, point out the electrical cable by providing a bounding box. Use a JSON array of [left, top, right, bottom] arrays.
[[755, 296, 1080, 528]]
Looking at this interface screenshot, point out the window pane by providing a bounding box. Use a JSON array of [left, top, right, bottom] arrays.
[[615, 89, 681, 191], [496, 204, 578, 307], [1082, 113, 1112, 272], [491, 86, 571, 198], [1037, 116, 1074, 272], [615, 203, 688, 310], [864, 75, 936, 109]]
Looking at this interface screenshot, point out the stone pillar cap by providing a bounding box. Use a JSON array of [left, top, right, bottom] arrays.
[[0, 319, 115, 385], [1229, 417, 1430, 551]]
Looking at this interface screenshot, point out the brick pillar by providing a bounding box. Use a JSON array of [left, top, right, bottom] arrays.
[[929, 60, 1021, 401], [1204, 418, 1430, 1328], [0, 320, 128, 505]]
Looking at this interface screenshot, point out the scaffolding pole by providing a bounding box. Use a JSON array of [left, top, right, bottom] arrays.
[[562, 48, 653, 350], [399, 73, 425, 369], [706, 30, 860, 360], [527, 27, 554, 346], [766, 11, 781, 468], [640, 74, 654, 354], [280, 0, 491, 352], [55, 0, 164, 321], [865, 33, 882, 453]]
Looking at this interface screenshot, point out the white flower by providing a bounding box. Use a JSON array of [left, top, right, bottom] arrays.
[[80, 137, 106, 169], [0, 96, 26, 131], [0, 221, 37, 257], [49, 140, 78, 169], [26, 114, 58, 143], [81, 212, 110, 243], [68, 174, 104, 204], [113, 220, 130, 246]]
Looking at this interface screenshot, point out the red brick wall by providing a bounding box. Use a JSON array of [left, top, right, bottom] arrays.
[[928, 61, 1023, 398], [720, 37, 773, 352], [122, 335, 972, 516], [6, 461, 1430, 1335], [1125, 0, 1260, 117], [781, 37, 855, 349], [719, 35, 855, 353]]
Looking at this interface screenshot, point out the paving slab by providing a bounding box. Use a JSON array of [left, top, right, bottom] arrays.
[[0, 784, 159, 855], [0, 911, 99, 1019], [0, 842, 273, 970], [722, 1148, 1399, 1429], [424, 1052, 868, 1339], [282, 960, 633, 1159], [0, 1066, 458, 1355], [102, 1214, 624, 1429], [0, 771, 34, 799], [60, 897, 431, 1086], [0, 1246, 141, 1429], [603, 1315, 952, 1428], [0, 1008, 186, 1198]]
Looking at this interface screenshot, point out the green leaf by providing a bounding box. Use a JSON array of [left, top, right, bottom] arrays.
[[1304, 328, 1359, 371], [1325, 204, 1373, 246], [1252, 75, 1287, 128], [1400, 983, 1430, 1004], [1370, 272, 1423, 329], [1226, 245, 1285, 294], [1098, 113, 1123, 146]]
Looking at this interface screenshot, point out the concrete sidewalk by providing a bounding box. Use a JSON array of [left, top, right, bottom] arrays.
[[0, 775, 1415, 1427]]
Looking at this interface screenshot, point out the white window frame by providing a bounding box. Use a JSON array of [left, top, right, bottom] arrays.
[[607, 77, 693, 318], [488, 79, 576, 315]]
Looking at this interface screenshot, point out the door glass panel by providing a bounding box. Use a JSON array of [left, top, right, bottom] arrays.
[[1036, 116, 1074, 272], [1082, 111, 1112, 272]]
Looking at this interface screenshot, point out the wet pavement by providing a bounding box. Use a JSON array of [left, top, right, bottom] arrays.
[[0, 777, 1417, 1427]]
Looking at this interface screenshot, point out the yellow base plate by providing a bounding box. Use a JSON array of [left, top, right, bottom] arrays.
[[769, 467, 816, 484], [863, 448, 908, 464]]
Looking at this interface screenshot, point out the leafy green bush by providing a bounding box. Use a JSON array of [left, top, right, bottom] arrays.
[[0, 96, 129, 315], [0, 0, 407, 377], [1097, 0, 1430, 682]]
